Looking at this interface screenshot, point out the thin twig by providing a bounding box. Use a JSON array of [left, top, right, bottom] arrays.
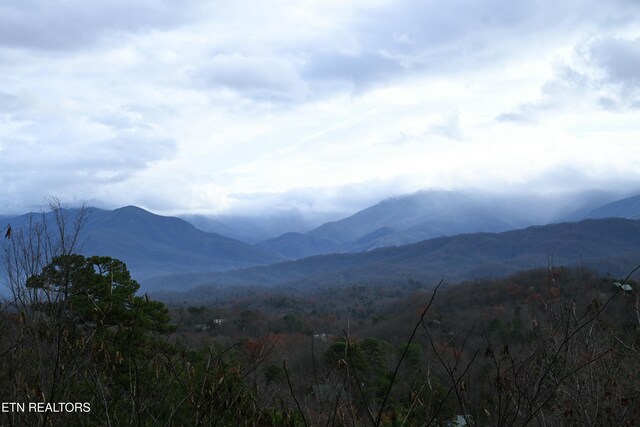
[[283, 360, 308, 427], [375, 280, 443, 426]]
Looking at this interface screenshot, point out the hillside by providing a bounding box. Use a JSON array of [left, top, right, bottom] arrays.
[[3, 206, 285, 281], [256, 190, 624, 259], [180, 210, 342, 244], [149, 217, 640, 291], [588, 193, 640, 219], [257, 191, 522, 258]]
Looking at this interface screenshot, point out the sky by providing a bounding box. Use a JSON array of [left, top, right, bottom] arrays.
[[1, 0, 639, 216]]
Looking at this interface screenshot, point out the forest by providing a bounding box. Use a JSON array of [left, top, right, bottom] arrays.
[[1, 207, 640, 426]]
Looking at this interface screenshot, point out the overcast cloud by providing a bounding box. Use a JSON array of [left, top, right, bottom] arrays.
[[1, 0, 639, 215]]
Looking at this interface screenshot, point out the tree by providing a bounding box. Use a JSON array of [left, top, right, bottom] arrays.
[[0, 200, 291, 426], [3, 198, 89, 306], [283, 312, 303, 333], [26, 254, 173, 335], [12, 254, 175, 423]]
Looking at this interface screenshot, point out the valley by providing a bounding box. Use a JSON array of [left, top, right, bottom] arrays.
[[3, 189, 640, 425]]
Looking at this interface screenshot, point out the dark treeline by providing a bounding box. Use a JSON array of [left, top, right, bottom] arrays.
[[164, 265, 640, 426], [2, 203, 640, 425]]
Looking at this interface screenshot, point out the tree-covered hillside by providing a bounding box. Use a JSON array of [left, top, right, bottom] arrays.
[[4, 202, 640, 425], [149, 217, 640, 292]]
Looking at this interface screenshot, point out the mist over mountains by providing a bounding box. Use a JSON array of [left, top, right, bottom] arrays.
[[149, 217, 640, 295], [2, 188, 640, 294], [255, 189, 621, 259], [180, 210, 342, 244], [587, 193, 640, 220]]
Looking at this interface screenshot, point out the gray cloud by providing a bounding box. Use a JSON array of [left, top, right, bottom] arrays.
[[495, 99, 556, 123], [0, 112, 178, 208], [588, 37, 640, 108], [198, 54, 309, 102], [1, 0, 640, 216], [0, 91, 24, 113], [224, 178, 419, 216], [429, 113, 464, 140], [190, 0, 639, 106], [497, 34, 640, 121], [591, 38, 640, 86], [0, 0, 199, 51], [339, 1, 560, 79], [315, 0, 639, 91], [521, 166, 640, 196], [302, 51, 405, 91], [192, 1, 587, 102], [90, 134, 177, 172]]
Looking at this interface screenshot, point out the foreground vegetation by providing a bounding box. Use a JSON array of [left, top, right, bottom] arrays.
[[2, 205, 640, 425]]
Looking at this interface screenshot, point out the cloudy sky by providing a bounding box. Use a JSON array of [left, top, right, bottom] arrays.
[[1, 0, 639, 216]]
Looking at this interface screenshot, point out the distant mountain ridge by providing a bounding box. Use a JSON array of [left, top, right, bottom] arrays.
[[149, 217, 640, 292], [4, 188, 640, 293], [255, 190, 626, 259], [588, 193, 640, 219], [2, 206, 284, 282], [180, 210, 343, 244], [256, 191, 513, 258]]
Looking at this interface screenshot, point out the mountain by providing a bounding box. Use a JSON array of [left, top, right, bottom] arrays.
[[180, 210, 343, 244], [256, 190, 608, 259], [253, 232, 338, 259], [3, 206, 285, 282], [257, 191, 508, 258], [588, 193, 640, 219], [556, 189, 623, 221], [149, 217, 640, 292]]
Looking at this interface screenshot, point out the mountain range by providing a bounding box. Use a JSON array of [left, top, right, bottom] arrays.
[[147, 217, 640, 293], [2, 189, 640, 293], [180, 210, 342, 244], [255, 189, 623, 259], [1, 206, 284, 283], [588, 193, 640, 220]]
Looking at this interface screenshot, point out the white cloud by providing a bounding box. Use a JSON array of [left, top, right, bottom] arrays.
[[0, 0, 639, 216]]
